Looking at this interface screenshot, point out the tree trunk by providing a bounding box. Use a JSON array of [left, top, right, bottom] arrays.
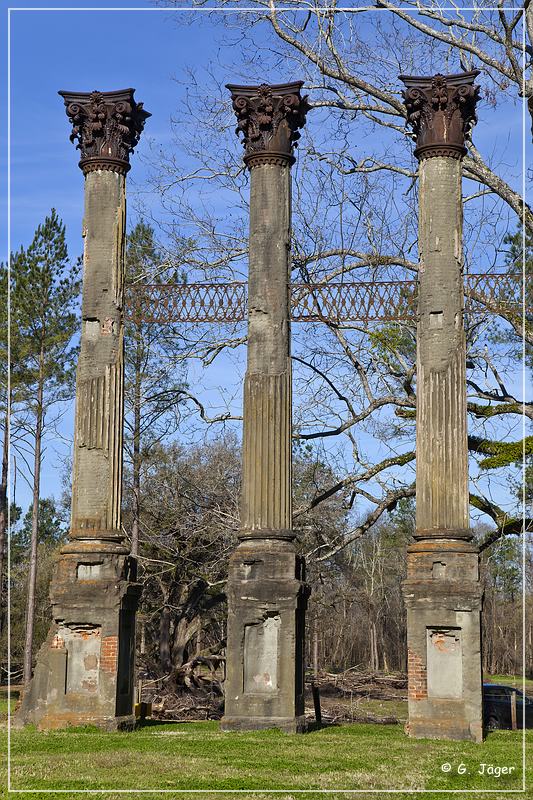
[[491, 593, 497, 674], [140, 616, 146, 655], [160, 604, 171, 674], [313, 617, 319, 678], [0, 405, 9, 623], [380, 626, 389, 673], [131, 325, 142, 557], [196, 621, 202, 656], [23, 347, 44, 684], [159, 580, 172, 674], [369, 620, 379, 672], [171, 616, 202, 670], [330, 621, 342, 668]]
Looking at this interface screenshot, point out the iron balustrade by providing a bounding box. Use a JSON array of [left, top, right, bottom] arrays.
[[124, 274, 524, 324]]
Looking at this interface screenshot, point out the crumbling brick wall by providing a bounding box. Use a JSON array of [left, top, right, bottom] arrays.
[[101, 636, 118, 674], [407, 648, 427, 700]]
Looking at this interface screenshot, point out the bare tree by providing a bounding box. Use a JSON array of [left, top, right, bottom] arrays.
[[146, 6, 530, 563]]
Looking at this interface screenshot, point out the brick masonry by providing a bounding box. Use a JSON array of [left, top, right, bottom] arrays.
[[100, 636, 118, 674], [407, 648, 427, 700]]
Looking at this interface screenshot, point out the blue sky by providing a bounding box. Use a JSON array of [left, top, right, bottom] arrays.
[[3, 2, 528, 521], [5, 4, 208, 250], [4, 3, 525, 258], [4, 2, 255, 512]]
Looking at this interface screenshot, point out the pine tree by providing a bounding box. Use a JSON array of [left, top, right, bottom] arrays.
[[11, 497, 67, 566], [0, 256, 36, 631], [11, 209, 80, 683], [0, 499, 64, 672]]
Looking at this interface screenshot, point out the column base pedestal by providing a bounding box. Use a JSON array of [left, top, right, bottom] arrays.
[[16, 543, 141, 731], [223, 537, 309, 734], [406, 704, 482, 743], [403, 537, 483, 743]]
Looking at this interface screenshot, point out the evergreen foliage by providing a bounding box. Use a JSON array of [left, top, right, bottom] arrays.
[[8, 209, 80, 680], [11, 208, 81, 406], [10, 497, 67, 567]]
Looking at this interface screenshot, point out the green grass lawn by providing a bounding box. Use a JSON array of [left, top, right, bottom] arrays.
[[485, 674, 533, 693], [0, 690, 15, 723], [1, 720, 529, 800], [354, 697, 407, 720], [0, 698, 11, 721]]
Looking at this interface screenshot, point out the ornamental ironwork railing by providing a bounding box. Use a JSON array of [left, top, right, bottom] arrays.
[[124, 273, 523, 325]]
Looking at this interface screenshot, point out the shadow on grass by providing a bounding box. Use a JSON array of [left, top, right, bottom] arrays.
[[136, 717, 340, 734], [305, 720, 340, 733], [136, 718, 207, 730]]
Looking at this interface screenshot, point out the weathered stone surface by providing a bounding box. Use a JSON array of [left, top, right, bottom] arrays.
[[16, 548, 140, 730], [403, 580, 483, 742], [222, 83, 309, 733], [16, 91, 148, 730], [241, 372, 292, 533], [222, 539, 308, 732], [400, 72, 483, 743], [415, 157, 469, 535], [71, 171, 126, 539]]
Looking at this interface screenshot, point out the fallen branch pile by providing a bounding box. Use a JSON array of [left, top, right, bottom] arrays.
[[150, 690, 224, 721], [313, 667, 407, 696], [145, 654, 225, 721], [304, 669, 408, 725], [144, 662, 407, 725]]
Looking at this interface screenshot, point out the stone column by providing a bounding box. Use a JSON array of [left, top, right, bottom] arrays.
[[17, 90, 150, 730], [400, 72, 483, 742], [221, 82, 310, 733]]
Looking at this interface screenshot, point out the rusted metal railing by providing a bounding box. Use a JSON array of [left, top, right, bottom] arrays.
[[125, 273, 523, 324]]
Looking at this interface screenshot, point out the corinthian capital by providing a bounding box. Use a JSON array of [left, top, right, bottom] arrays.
[[226, 81, 310, 168], [59, 88, 151, 175], [400, 71, 480, 160]]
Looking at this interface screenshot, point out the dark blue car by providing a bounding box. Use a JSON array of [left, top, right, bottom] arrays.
[[483, 683, 533, 730]]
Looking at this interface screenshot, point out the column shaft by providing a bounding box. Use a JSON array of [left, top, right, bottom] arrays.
[[71, 170, 126, 539], [222, 82, 310, 732], [416, 157, 469, 535], [400, 71, 483, 743], [17, 89, 149, 730], [242, 162, 291, 533]]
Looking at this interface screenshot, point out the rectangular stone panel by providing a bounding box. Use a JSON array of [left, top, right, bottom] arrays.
[[427, 627, 462, 699], [116, 609, 135, 715], [244, 615, 280, 693], [77, 562, 103, 580], [64, 626, 101, 694]]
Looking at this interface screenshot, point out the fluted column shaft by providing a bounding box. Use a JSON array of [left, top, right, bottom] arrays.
[[70, 170, 126, 542], [416, 156, 469, 536], [400, 71, 483, 743], [241, 162, 292, 534]]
